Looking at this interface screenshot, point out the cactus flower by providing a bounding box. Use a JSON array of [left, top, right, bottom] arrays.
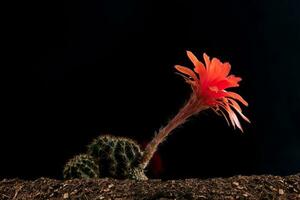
[[140, 51, 250, 170], [175, 51, 250, 132]]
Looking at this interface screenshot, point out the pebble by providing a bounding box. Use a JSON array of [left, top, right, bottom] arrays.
[[70, 189, 78, 195], [243, 193, 248, 197], [237, 186, 243, 190], [278, 189, 284, 195], [232, 182, 239, 186], [63, 193, 69, 199]]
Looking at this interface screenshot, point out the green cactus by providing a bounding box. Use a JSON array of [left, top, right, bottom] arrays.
[[87, 135, 147, 180], [63, 154, 99, 179]]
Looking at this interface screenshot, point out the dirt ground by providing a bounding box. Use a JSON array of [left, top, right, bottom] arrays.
[[0, 174, 299, 200]]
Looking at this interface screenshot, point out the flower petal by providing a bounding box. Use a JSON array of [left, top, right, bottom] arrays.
[[228, 98, 242, 112], [226, 105, 243, 132], [215, 80, 234, 90], [175, 65, 198, 81], [226, 91, 248, 106], [203, 53, 210, 68], [222, 62, 231, 77], [207, 58, 224, 83], [227, 75, 242, 86], [186, 51, 206, 78], [219, 109, 231, 126], [230, 103, 251, 124], [221, 104, 236, 129]]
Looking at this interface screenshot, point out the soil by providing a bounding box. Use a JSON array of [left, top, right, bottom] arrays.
[[0, 174, 299, 200]]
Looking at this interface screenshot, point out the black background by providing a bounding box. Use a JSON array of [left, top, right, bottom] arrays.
[[2, 0, 300, 180]]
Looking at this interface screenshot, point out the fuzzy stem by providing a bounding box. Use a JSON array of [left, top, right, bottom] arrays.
[[139, 94, 207, 170]]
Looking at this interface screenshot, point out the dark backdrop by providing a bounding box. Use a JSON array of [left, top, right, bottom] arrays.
[[2, 0, 300, 180]]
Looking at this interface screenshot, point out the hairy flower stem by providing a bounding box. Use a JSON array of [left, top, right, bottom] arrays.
[[139, 94, 208, 170]]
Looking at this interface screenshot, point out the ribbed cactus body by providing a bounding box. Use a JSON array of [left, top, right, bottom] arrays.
[[87, 135, 147, 180], [63, 154, 99, 179]]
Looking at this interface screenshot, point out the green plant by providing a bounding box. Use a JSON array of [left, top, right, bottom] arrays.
[[87, 135, 147, 180], [63, 154, 99, 179], [63, 50, 250, 180]]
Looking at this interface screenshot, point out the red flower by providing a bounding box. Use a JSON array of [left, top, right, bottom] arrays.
[[175, 51, 250, 132], [140, 51, 251, 170]]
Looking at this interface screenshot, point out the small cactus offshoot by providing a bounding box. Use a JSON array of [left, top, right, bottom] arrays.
[[63, 154, 99, 179]]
